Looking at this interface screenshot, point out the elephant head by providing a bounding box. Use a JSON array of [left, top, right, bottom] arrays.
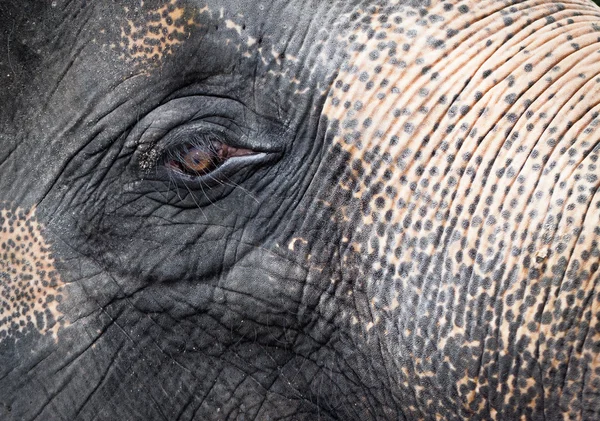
[[2, 0, 600, 419]]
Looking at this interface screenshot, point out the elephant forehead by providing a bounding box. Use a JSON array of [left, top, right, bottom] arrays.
[[118, 0, 200, 67], [321, 0, 600, 417], [0, 204, 66, 343], [84, 0, 345, 118], [96, 1, 238, 69], [111, 1, 325, 65]]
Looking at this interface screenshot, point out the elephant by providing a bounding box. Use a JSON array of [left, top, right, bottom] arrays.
[[2, 0, 600, 419]]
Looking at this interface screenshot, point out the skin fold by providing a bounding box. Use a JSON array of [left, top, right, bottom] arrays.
[[1, 0, 600, 419]]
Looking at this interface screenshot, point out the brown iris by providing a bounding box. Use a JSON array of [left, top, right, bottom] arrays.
[[166, 139, 256, 177], [181, 148, 215, 174]]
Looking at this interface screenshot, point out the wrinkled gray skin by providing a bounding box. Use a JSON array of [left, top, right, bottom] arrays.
[[2, 0, 600, 419]]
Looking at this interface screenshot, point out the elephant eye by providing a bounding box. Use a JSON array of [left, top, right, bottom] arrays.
[[164, 134, 257, 178]]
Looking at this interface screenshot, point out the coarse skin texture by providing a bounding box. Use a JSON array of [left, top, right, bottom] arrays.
[[1, 0, 600, 419]]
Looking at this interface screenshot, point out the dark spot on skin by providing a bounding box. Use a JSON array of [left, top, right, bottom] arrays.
[[447, 28, 458, 38]]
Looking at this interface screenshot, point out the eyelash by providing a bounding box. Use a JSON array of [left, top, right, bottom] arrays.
[[161, 131, 257, 179], [164, 133, 224, 177]]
